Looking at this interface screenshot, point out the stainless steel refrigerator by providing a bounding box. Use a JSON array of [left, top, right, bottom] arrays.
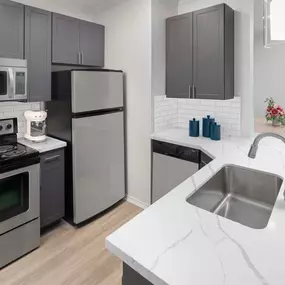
[[47, 69, 125, 225]]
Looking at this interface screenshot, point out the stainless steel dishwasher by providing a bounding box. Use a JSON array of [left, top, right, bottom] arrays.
[[152, 140, 200, 203]]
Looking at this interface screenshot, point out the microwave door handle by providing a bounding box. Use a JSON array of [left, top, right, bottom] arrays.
[[8, 68, 15, 94]]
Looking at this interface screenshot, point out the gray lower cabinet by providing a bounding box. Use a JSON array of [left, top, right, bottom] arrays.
[[52, 13, 105, 67], [40, 149, 65, 229], [166, 4, 234, 100], [52, 13, 80, 65], [79, 21, 105, 67], [166, 13, 193, 99], [25, 6, 51, 102], [122, 263, 153, 285], [0, 0, 24, 59]]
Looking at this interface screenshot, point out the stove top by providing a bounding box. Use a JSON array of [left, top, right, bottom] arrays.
[[0, 145, 15, 154], [0, 118, 40, 172], [0, 143, 39, 166]]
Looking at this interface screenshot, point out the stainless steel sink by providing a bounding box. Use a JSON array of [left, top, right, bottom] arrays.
[[187, 165, 283, 229]]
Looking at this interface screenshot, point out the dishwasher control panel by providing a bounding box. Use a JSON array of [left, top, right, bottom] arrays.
[[152, 140, 200, 163]]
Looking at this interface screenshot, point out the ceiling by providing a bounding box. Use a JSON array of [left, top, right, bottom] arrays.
[[13, 0, 130, 18]]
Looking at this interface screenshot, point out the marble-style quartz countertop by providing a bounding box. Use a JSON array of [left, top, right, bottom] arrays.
[[106, 128, 285, 285], [18, 137, 67, 153]]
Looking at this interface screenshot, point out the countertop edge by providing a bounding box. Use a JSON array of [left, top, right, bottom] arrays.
[[18, 137, 67, 153]]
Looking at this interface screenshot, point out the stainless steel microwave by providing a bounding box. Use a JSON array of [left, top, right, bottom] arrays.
[[0, 58, 27, 102]]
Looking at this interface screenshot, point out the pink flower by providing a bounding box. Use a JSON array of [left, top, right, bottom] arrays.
[[272, 108, 278, 116], [274, 104, 279, 109], [268, 114, 272, 118]]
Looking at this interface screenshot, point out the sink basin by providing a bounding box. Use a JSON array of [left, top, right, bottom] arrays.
[[187, 165, 283, 229]]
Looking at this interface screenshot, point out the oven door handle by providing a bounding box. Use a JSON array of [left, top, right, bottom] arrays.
[[8, 68, 15, 95]]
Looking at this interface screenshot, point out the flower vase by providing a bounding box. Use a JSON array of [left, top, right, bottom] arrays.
[[272, 118, 281, 127]]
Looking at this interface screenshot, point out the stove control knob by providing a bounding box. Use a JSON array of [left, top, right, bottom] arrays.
[[0, 125, 3, 131], [6, 124, 12, 130]]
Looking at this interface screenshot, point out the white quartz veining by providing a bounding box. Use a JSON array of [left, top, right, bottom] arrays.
[[18, 137, 66, 153], [106, 128, 285, 285]]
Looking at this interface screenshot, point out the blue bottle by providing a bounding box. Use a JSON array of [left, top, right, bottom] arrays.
[[211, 124, 221, 141], [189, 118, 200, 137], [203, 115, 215, 138], [209, 121, 216, 138]]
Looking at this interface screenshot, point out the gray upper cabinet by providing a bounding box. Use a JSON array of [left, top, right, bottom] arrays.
[[166, 4, 234, 100], [52, 13, 80, 65], [0, 0, 24, 59], [25, 6, 51, 102], [52, 13, 105, 67], [79, 21, 105, 66], [193, 4, 234, 100], [166, 13, 193, 99]]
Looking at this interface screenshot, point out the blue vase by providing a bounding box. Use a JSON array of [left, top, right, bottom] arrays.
[[211, 124, 221, 141], [189, 119, 200, 137], [209, 121, 216, 138], [203, 115, 214, 138]]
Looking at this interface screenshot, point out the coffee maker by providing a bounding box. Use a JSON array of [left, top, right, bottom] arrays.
[[24, 110, 47, 142]]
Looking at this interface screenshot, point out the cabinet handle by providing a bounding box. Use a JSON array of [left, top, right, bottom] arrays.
[[81, 52, 84, 65], [188, 85, 191, 99], [44, 155, 60, 164], [192, 85, 196, 99]]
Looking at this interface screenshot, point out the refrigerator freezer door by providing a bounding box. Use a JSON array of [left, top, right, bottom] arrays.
[[72, 111, 125, 224], [71, 71, 123, 113]]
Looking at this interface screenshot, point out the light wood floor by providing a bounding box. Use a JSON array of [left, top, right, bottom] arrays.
[[0, 202, 142, 285]]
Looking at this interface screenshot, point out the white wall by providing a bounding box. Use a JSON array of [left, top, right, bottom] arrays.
[[94, 0, 152, 207], [151, 0, 178, 98], [151, 0, 178, 134], [254, 0, 285, 117], [179, 0, 255, 137]]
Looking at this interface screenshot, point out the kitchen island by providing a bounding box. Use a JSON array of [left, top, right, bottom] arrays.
[[106, 128, 285, 285]]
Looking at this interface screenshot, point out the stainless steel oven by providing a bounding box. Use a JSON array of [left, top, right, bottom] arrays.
[[0, 118, 40, 268], [0, 163, 40, 235], [0, 58, 27, 102]]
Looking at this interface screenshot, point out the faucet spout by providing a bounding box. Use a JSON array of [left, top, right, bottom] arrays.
[[248, 132, 285, 159]]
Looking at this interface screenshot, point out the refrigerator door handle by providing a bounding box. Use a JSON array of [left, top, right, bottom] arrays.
[[78, 52, 81, 64]]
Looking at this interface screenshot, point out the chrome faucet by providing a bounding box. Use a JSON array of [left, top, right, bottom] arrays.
[[248, 132, 285, 159]]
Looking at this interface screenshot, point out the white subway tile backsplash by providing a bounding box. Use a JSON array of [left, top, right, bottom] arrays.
[[154, 95, 241, 137], [215, 101, 232, 107], [0, 102, 41, 138], [222, 107, 240, 114], [200, 100, 215, 106], [154, 96, 178, 132]]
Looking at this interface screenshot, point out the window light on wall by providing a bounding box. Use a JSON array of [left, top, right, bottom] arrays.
[[264, 0, 285, 47]]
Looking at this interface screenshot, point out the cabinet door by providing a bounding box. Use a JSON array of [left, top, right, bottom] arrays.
[[0, 0, 24, 59], [79, 21, 105, 67], [40, 149, 65, 228], [25, 7, 51, 102], [52, 13, 80, 65], [152, 153, 198, 203], [166, 13, 193, 98], [193, 5, 224, 100]]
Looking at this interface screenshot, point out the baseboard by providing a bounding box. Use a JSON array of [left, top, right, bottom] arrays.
[[125, 195, 150, 209]]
